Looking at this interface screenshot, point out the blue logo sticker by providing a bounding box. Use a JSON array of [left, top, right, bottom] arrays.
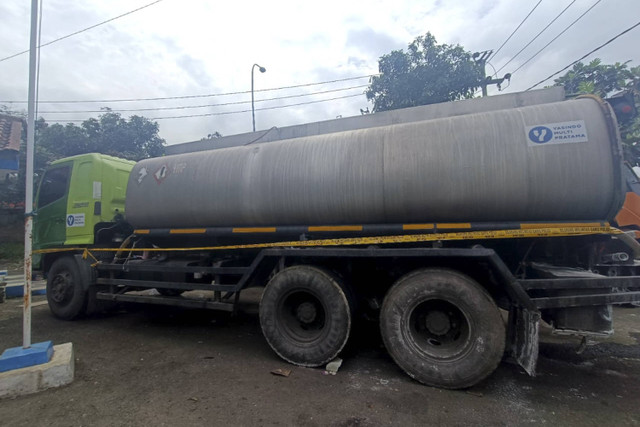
[[528, 126, 553, 144], [66, 215, 74, 226]]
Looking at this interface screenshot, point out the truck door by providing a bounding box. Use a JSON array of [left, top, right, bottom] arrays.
[[34, 164, 71, 248]]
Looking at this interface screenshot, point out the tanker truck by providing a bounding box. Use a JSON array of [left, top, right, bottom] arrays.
[[33, 91, 640, 389]]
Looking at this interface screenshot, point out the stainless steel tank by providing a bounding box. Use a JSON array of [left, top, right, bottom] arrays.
[[125, 97, 624, 228]]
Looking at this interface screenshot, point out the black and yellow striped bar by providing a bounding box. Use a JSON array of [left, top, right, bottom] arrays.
[[133, 221, 609, 238], [37, 222, 618, 256]]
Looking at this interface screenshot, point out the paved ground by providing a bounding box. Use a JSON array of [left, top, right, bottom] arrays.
[[0, 290, 639, 426]]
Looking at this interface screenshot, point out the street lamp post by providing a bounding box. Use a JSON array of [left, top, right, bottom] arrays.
[[251, 63, 266, 132]]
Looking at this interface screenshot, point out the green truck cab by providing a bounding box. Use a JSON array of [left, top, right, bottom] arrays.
[[33, 153, 135, 270]]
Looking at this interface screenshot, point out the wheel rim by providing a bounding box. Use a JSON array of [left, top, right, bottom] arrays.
[[405, 298, 472, 360], [277, 290, 327, 343], [50, 271, 74, 304]]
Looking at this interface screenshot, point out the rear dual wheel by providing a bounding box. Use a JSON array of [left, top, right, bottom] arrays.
[[380, 269, 505, 389], [259, 265, 352, 367]]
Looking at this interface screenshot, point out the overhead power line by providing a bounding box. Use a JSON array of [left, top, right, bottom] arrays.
[[0, 0, 165, 63], [526, 19, 640, 91], [153, 93, 364, 120], [511, 0, 601, 76], [489, 0, 543, 62], [0, 74, 375, 104], [495, 0, 578, 75], [41, 93, 365, 123], [38, 84, 369, 114]]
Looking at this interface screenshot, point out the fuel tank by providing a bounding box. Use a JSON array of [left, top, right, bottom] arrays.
[[125, 96, 624, 229]]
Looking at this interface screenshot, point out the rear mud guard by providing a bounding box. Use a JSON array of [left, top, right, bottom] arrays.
[[73, 254, 95, 291], [507, 306, 540, 376]]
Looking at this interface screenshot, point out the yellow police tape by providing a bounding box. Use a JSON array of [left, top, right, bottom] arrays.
[[32, 225, 621, 260]]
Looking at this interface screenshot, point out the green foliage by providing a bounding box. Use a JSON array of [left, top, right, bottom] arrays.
[[366, 33, 483, 112], [0, 110, 165, 205], [0, 242, 24, 264], [39, 111, 165, 161], [554, 59, 640, 162], [554, 59, 633, 97]]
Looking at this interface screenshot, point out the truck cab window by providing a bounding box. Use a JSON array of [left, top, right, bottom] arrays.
[[38, 166, 70, 207]]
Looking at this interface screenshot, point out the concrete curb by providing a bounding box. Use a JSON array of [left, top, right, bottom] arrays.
[[0, 343, 74, 399], [1, 274, 46, 298]]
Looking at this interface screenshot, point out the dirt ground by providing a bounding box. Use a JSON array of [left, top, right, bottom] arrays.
[[0, 290, 639, 426]]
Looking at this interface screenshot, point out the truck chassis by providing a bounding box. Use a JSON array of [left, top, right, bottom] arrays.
[[40, 224, 640, 389]]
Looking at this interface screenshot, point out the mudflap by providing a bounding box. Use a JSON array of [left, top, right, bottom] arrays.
[[507, 305, 541, 376], [73, 254, 104, 315], [73, 254, 95, 290]]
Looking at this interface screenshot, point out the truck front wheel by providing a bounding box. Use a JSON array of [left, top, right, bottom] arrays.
[[380, 268, 505, 389], [259, 266, 352, 367], [46, 257, 87, 320]]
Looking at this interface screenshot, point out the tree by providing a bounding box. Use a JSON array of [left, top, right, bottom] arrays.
[[554, 59, 640, 160], [200, 131, 222, 141], [39, 111, 165, 161], [366, 33, 484, 112], [554, 59, 634, 98], [0, 111, 165, 205]]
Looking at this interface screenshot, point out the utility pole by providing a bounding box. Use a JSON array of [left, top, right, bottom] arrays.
[[23, 0, 40, 350], [473, 50, 511, 97]]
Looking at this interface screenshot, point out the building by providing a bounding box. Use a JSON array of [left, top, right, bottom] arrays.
[[0, 115, 22, 182]]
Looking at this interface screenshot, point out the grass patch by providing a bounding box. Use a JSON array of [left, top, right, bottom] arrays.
[[0, 241, 24, 268]]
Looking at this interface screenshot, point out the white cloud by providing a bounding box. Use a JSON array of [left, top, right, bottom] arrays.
[[1, 0, 638, 144]]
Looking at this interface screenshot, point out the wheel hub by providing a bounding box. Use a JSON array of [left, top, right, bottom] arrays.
[[50, 273, 72, 303], [425, 310, 451, 336], [408, 298, 470, 358], [296, 302, 317, 324]]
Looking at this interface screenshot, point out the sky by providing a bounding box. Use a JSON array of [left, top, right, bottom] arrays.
[[0, 0, 639, 145]]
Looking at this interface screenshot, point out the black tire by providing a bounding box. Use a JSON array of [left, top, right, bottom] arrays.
[[46, 257, 87, 320], [156, 288, 185, 297], [380, 268, 505, 389], [259, 265, 352, 367]]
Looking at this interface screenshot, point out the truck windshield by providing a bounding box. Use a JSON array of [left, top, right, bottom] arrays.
[[37, 166, 70, 207]]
